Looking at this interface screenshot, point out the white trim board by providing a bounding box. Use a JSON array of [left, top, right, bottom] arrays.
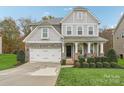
[[25, 41, 63, 43]]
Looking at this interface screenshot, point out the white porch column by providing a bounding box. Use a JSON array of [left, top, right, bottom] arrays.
[[93, 43, 94, 54], [75, 42, 78, 60], [97, 43, 99, 56], [75, 42, 78, 53], [87, 42, 91, 54], [82, 44, 84, 55], [62, 43, 64, 53], [62, 43, 65, 60], [100, 42, 104, 56], [87, 42, 91, 57]]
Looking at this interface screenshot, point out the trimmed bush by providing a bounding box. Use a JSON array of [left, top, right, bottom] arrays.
[[89, 63, 96, 68], [96, 62, 103, 68], [61, 59, 66, 65], [87, 57, 95, 63], [74, 62, 81, 68], [101, 57, 109, 62], [110, 62, 118, 68], [107, 49, 118, 62], [17, 50, 25, 63], [78, 56, 85, 64], [82, 62, 89, 68], [94, 57, 101, 62], [94, 57, 108, 63], [103, 62, 111, 68]]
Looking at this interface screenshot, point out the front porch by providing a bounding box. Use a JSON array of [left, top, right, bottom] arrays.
[[61, 36, 108, 64], [62, 42, 105, 64]]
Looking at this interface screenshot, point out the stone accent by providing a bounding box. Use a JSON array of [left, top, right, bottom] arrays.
[[74, 53, 78, 60], [100, 53, 104, 57], [61, 53, 66, 60]]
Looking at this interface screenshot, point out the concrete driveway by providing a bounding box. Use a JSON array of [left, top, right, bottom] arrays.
[[0, 62, 61, 86]]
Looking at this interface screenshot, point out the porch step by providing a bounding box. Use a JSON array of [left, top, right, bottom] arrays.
[[66, 59, 74, 65]]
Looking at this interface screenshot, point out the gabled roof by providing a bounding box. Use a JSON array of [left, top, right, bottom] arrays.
[[30, 18, 62, 26], [73, 6, 87, 11], [115, 13, 124, 32], [61, 6, 100, 24]]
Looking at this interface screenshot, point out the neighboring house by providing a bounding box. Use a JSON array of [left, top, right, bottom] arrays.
[[100, 29, 113, 55], [23, 7, 107, 64], [113, 14, 124, 58], [0, 28, 2, 54]]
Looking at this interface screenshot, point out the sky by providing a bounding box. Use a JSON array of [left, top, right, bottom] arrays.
[[0, 6, 124, 28]]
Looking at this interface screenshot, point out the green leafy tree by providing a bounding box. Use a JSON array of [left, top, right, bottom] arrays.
[[107, 49, 118, 62]]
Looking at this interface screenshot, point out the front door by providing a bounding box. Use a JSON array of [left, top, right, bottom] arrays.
[[66, 45, 71, 58]]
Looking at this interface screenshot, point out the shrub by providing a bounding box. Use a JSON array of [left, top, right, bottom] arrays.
[[89, 63, 96, 68], [61, 59, 66, 65], [110, 62, 118, 68], [82, 62, 89, 68], [94, 57, 101, 62], [101, 57, 109, 62], [74, 61, 81, 68], [103, 62, 111, 68], [78, 56, 85, 64], [96, 62, 103, 68], [87, 57, 95, 63], [107, 49, 118, 62], [17, 50, 25, 63], [94, 57, 108, 63]]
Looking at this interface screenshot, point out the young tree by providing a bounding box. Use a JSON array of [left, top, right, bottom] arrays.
[[107, 49, 118, 62], [0, 17, 20, 53]]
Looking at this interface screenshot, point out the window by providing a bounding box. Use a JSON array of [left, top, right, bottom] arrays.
[[67, 26, 72, 35], [78, 26, 82, 35], [122, 32, 124, 38], [42, 28, 49, 39], [77, 12, 83, 19], [88, 26, 93, 35]]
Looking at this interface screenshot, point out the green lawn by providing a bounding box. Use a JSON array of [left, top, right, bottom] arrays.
[[0, 54, 17, 70], [56, 68, 124, 86], [118, 59, 124, 66]]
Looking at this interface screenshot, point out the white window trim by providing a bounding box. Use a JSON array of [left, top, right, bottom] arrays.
[[41, 28, 49, 39], [66, 25, 73, 36], [76, 26, 83, 36], [87, 25, 94, 36]]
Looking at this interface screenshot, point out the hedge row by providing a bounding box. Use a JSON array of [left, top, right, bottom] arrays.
[[74, 62, 121, 68], [78, 56, 117, 64]]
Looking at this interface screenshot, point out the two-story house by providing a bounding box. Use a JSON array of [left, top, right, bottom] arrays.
[[113, 14, 124, 58], [23, 7, 107, 64]]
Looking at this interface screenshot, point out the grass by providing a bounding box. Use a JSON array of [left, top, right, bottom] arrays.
[[118, 58, 124, 66], [0, 54, 17, 70], [56, 68, 124, 86]]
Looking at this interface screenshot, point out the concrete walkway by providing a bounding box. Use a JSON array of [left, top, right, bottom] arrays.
[[0, 62, 60, 86]]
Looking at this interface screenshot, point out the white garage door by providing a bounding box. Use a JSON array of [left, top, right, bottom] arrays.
[[29, 48, 61, 63]]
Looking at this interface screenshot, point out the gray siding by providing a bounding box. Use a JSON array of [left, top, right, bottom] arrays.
[[62, 10, 99, 36], [27, 26, 62, 42], [113, 17, 124, 56]]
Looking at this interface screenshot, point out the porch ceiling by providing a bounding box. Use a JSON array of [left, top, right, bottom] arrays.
[[64, 36, 108, 43]]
